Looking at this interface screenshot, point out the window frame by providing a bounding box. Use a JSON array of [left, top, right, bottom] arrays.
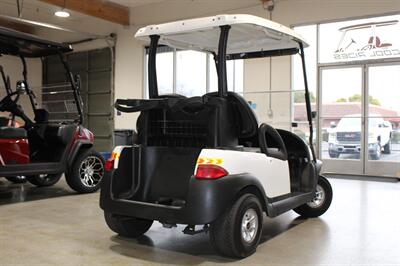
[[143, 47, 243, 98]]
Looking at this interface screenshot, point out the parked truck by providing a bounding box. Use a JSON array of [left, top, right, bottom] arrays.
[[328, 114, 392, 160]]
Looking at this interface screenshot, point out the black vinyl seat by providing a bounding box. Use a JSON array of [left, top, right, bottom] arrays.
[[258, 123, 288, 161], [0, 127, 27, 139], [205, 92, 258, 139]]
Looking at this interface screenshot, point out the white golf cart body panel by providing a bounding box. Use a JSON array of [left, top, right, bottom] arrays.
[[196, 149, 291, 198], [135, 14, 308, 53]]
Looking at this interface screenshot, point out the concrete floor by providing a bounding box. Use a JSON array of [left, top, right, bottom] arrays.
[[0, 177, 400, 265]]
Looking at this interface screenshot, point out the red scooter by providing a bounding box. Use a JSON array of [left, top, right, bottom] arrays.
[[0, 26, 105, 193]]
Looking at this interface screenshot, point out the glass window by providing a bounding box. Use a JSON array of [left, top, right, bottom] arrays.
[[209, 57, 244, 93], [319, 14, 400, 63], [156, 52, 173, 95], [144, 48, 244, 98], [176, 50, 206, 97]]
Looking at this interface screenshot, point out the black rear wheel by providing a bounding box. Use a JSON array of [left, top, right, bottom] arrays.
[[27, 174, 62, 187], [294, 175, 332, 218], [209, 193, 263, 258], [5, 176, 26, 184], [104, 212, 153, 238], [65, 148, 105, 193]]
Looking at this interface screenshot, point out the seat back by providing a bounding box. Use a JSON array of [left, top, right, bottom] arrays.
[[258, 123, 288, 160], [34, 109, 50, 123], [205, 92, 258, 139]]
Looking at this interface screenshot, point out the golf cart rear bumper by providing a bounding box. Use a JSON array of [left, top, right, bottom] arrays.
[[100, 171, 263, 225]]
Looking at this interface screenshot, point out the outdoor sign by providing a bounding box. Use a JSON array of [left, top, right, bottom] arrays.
[[332, 19, 400, 62]]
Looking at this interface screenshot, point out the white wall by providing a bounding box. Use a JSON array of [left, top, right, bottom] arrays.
[[0, 56, 42, 123], [113, 27, 144, 130]]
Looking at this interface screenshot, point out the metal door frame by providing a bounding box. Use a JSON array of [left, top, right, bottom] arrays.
[[317, 64, 365, 175], [318, 60, 400, 177]]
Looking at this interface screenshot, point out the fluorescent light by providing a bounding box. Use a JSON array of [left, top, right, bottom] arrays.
[[54, 10, 70, 18]]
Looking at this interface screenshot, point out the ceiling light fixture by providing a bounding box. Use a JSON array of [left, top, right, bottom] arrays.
[[54, 10, 70, 17], [54, 0, 70, 18]]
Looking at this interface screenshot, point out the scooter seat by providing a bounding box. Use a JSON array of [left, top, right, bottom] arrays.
[[0, 127, 27, 139]]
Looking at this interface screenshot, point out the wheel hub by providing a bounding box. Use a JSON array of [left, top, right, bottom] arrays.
[[241, 208, 258, 243], [79, 156, 104, 188], [307, 184, 326, 208]]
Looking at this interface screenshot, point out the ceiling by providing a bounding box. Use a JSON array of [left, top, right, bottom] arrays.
[[109, 0, 168, 8]]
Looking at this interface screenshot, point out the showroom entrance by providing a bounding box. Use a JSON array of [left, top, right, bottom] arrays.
[[319, 63, 400, 177]]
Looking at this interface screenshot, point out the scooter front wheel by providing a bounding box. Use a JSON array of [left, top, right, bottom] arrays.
[[27, 174, 62, 187], [65, 148, 105, 193]]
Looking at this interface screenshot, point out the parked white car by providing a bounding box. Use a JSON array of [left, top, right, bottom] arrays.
[[328, 114, 392, 160]]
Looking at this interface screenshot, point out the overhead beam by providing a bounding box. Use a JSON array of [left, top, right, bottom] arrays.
[[39, 0, 130, 26]]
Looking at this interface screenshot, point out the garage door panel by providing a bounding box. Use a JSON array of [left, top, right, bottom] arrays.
[[89, 49, 111, 70], [88, 116, 112, 136], [67, 53, 88, 72], [93, 138, 111, 153], [88, 94, 111, 113], [43, 48, 113, 152], [43, 56, 66, 85], [88, 71, 111, 93]]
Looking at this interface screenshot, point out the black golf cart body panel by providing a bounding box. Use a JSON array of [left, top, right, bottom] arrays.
[[100, 14, 322, 226]]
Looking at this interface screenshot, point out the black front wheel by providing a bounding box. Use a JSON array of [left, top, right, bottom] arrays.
[[383, 141, 391, 154], [209, 193, 263, 258], [104, 212, 153, 238], [328, 151, 339, 158], [294, 175, 333, 218], [27, 174, 62, 187], [65, 148, 105, 193], [5, 176, 27, 184]]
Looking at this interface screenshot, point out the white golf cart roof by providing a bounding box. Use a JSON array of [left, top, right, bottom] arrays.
[[135, 14, 308, 55]]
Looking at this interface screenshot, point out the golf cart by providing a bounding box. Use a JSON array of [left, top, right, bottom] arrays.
[[100, 14, 333, 258], [0, 27, 105, 193]]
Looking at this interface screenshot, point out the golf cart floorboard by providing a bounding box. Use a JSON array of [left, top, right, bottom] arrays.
[[0, 162, 64, 177]]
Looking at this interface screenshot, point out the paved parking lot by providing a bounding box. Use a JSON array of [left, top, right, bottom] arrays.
[[321, 142, 400, 161]]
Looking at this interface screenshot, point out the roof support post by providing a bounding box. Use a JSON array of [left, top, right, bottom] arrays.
[[299, 42, 316, 162], [217, 25, 231, 97], [59, 53, 84, 124], [19, 56, 38, 112], [148, 35, 160, 99]]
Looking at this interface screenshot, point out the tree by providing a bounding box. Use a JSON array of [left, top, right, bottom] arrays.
[[348, 94, 362, 102], [294, 91, 316, 103], [368, 96, 381, 106], [335, 94, 381, 106]]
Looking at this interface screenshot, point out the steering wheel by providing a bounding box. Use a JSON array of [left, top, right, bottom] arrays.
[[0, 91, 20, 112]]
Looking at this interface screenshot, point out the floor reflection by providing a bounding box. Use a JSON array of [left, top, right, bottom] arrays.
[[0, 178, 74, 205]]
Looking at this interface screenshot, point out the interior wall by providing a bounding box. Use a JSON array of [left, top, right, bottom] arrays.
[[0, 56, 42, 122], [113, 27, 143, 130]]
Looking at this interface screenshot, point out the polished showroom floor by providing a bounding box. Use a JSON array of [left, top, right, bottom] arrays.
[[0, 176, 399, 265]]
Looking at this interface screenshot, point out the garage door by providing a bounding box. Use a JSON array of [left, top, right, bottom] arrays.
[[42, 48, 114, 152]]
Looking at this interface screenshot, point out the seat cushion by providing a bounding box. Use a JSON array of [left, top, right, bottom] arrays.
[[0, 127, 27, 139]]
